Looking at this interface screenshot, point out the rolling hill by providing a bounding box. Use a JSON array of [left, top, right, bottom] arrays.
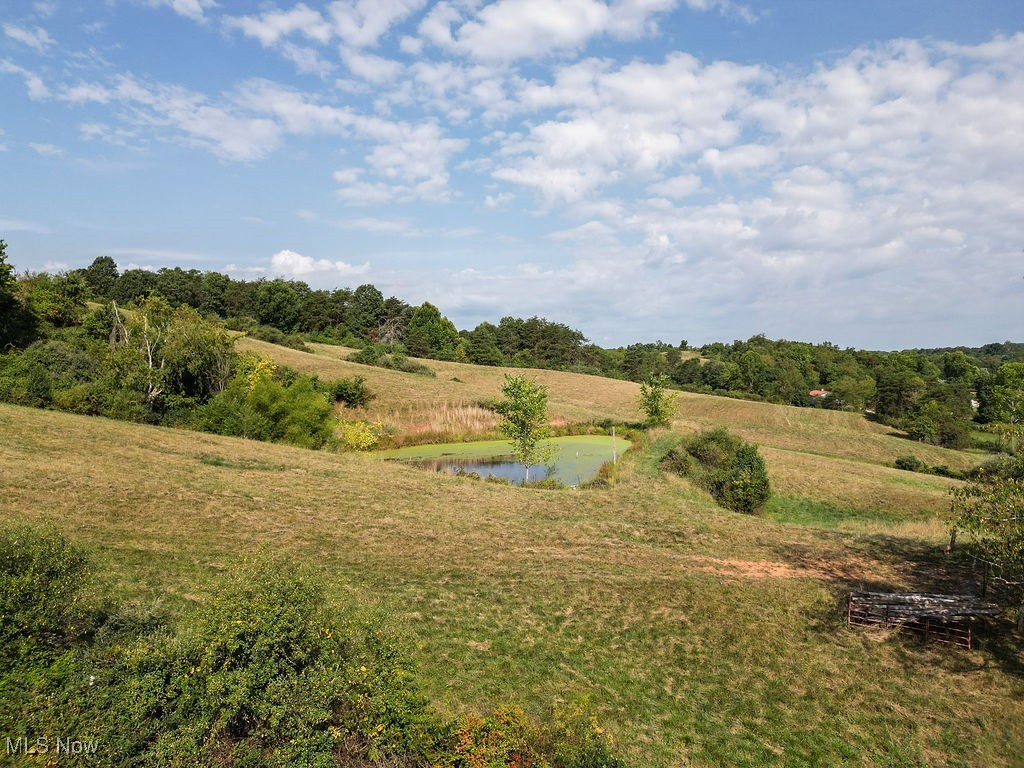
[[1, 342, 1021, 767]]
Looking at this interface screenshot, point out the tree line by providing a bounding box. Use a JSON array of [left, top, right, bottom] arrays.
[[4, 248, 1023, 450]]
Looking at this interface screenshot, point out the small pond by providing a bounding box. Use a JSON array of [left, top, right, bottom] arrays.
[[376, 435, 630, 485]]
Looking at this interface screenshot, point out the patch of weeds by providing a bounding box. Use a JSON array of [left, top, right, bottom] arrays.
[[197, 453, 287, 472], [765, 495, 893, 528], [528, 477, 568, 490]]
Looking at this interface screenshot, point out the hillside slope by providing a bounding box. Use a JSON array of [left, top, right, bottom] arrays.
[[1, 403, 1020, 767], [241, 337, 973, 525]]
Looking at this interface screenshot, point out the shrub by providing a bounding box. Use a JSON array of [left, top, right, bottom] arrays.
[[0, 523, 101, 656], [719, 444, 772, 514], [349, 344, 436, 377], [664, 428, 771, 514], [895, 455, 927, 472], [192, 375, 336, 449], [662, 446, 697, 477], [95, 557, 438, 767], [246, 323, 309, 351], [893, 455, 965, 480], [340, 419, 386, 451], [437, 702, 623, 768], [0, 526, 627, 768], [324, 375, 374, 407], [685, 427, 743, 470], [964, 455, 1024, 482]]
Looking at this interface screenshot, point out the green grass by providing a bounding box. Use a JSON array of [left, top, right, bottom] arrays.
[[765, 495, 896, 529], [1, 403, 1022, 767]]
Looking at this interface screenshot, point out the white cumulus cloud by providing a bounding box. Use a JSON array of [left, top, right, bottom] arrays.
[[270, 249, 370, 279]]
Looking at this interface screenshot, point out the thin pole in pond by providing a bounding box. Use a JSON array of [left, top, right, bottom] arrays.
[[612, 426, 617, 464]]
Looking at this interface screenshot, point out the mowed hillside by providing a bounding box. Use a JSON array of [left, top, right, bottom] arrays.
[[2, 343, 1022, 767], [242, 337, 973, 528]]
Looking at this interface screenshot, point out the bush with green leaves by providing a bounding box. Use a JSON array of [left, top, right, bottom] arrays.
[[894, 455, 927, 472], [0, 523, 628, 768], [718, 443, 772, 514], [90, 557, 438, 767], [348, 343, 436, 376], [322, 375, 374, 408], [192, 374, 337, 449], [0, 523, 102, 658], [637, 374, 678, 427], [683, 427, 743, 470], [664, 427, 771, 514]]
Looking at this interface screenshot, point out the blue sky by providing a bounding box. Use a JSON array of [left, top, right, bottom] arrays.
[[2, 0, 1022, 349]]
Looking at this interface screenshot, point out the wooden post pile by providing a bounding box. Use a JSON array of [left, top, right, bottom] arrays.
[[847, 592, 1002, 650]]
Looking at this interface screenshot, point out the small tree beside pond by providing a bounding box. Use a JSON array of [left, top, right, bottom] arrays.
[[494, 374, 553, 482]]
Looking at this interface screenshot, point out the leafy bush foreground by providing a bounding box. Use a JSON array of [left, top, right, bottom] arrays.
[[0, 524, 623, 767]]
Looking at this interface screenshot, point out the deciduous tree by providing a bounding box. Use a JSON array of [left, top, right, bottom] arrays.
[[637, 373, 678, 427], [494, 374, 553, 482], [952, 472, 1024, 630]]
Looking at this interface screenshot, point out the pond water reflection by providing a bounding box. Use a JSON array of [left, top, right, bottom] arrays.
[[380, 435, 629, 486], [410, 455, 552, 484]]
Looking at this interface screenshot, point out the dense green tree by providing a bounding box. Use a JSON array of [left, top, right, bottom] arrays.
[[701, 360, 741, 391], [0, 240, 34, 347], [111, 268, 158, 305], [980, 363, 1024, 426], [154, 267, 203, 308], [348, 284, 385, 338], [670, 357, 703, 387], [80, 256, 119, 299], [823, 376, 876, 411], [405, 302, 462, 360], [198, 271, 232, 317], [21, 272, 88, 328], [107, 297, 234, 409], [941, 350, 980, 385], [253, 279, 302, 330], [620, 343, 663, 382], [466, 322, 504, 366], [874, 367, 926, 420]]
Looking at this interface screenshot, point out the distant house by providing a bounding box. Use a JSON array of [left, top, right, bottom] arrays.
[[809, 389, 830, 398]]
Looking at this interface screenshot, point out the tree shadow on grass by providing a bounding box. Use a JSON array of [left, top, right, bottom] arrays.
[[767, 532, 1024, 677]]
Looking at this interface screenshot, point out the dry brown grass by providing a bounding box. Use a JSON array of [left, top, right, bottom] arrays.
[[350, 400, 500, 441]]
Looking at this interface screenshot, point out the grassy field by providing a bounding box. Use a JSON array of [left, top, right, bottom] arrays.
[[241, 337, 975, 518], [2, 398, 1022, 767]]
